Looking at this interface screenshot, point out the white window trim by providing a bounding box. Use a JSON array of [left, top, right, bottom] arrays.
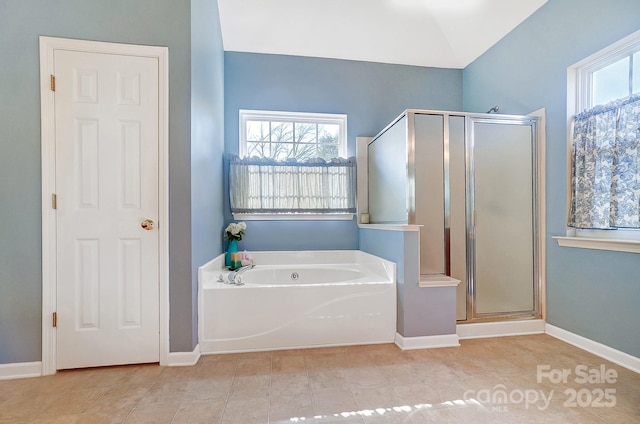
[[235, 110, 351, 221], [577, 35, 640, 111], [561, 28, 640, 254], [239, 109, 348, 158]]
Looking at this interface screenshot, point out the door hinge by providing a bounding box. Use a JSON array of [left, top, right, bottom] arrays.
[[50, 75, 56, 92], [52, 312, 57, 328], [52, 193, 57, 209]]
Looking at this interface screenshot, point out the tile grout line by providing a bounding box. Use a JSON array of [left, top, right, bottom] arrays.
[[304, 352, 317, 424], [217, 355, 237, 424], [267, 352, 274, 424]]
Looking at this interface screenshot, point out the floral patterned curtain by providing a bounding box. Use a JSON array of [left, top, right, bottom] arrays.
[[569, 94, 640, 229], [229, 154, 356, 214]]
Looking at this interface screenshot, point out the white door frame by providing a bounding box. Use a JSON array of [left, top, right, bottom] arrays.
[[39, 36, 170, 375]]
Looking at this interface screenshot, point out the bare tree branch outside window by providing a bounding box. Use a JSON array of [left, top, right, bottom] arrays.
[[244, 118, 344, 161]]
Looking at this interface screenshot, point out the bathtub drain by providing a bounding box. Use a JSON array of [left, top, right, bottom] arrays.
[[291, 272, 299, 280]]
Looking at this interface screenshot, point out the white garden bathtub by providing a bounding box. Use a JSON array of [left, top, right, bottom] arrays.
[[198, 250, 396, 353]]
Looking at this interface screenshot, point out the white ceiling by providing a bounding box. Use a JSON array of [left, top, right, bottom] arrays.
[[217, 0, 547, 69]]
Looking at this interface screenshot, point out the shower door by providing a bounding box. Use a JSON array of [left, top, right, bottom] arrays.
[[466, 117, 539, 320]]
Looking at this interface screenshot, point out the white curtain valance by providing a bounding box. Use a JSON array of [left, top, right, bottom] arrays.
[[229, 155, 356, 214]]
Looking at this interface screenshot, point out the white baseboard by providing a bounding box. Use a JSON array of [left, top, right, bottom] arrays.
[[0, 361, 42, 380], [167, 343, 201, 367], [394, 333, 460, 350], [200, 339, 395, 355], [457, 319, 545, 340], [545, 324, 640, 374]]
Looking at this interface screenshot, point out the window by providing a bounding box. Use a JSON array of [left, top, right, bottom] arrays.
[[240, 110, 347, 160], [559, 29, 640, 253], [578, 38, 640, 110], [231, 110, 355, 220]]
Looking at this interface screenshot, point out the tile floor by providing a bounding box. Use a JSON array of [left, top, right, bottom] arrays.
[[0, 334, 638, 423]]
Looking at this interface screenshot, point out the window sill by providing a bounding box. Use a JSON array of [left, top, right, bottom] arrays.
[[357, 224, 422, 232], [232, 213, 354, 221], [553, 236, 640, 254]]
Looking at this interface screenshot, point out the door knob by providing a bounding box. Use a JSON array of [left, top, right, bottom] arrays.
[[141, 219, 155, 230]]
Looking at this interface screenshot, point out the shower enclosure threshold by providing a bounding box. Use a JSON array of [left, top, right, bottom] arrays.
[[457, 319, 545, 340]]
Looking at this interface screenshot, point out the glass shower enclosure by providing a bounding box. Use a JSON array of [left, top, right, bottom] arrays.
[[367, 110, 541, 322]]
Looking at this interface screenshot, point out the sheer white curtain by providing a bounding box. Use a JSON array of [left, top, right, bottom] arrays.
[[229, 155, 356, 214]]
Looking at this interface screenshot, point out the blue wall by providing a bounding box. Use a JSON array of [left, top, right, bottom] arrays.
[[359, 229, 413, 336], [224, 52, 462, 252], [190, 0, 225, 351], [464, 0, 640, 357], [0, 0, 195, 363], [4, 0, 635, 366], [0, 0, 227, 363], [360, 228, 457, 339]]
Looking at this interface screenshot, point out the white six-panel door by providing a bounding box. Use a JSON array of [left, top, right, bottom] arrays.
[[54, 49, 160, 369]]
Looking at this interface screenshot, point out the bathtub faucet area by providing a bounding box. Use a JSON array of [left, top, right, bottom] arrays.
[[226, 264, 255, 285]]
